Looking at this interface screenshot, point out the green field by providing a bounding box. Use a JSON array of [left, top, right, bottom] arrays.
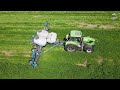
[[0, 11, 120, 79]]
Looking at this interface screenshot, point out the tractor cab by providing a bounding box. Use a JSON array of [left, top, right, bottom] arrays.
[[65, 30, 82, 42]]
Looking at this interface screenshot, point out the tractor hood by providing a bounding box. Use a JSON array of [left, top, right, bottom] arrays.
[[83, 37, 95, 46], [83, 37, 95, 42]]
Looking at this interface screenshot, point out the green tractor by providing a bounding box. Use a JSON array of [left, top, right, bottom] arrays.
[[64, 30, 95, 53]]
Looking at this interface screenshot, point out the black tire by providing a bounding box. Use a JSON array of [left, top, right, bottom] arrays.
[[84, 45, 94, 53], [64, 44, 77, 52], [31, 48, 36, 51]]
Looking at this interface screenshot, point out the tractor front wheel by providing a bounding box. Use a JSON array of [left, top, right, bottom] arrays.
[[84, 45, 94, 53], [64, 44, 77, 52]]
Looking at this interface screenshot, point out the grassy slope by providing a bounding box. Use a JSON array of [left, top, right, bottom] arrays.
[[0, 11, 120, 79]]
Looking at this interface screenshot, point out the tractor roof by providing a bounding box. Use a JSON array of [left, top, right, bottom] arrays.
[[70, 30, 82, 37]]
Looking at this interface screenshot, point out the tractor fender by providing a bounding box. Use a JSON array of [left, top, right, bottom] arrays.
[[65, 41, 79, 46]]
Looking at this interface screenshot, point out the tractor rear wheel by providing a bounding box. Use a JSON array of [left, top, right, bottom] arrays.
[[64, 44, 77, 52]]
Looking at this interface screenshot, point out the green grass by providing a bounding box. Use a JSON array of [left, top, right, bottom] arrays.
[[0, 11, 120, 79]]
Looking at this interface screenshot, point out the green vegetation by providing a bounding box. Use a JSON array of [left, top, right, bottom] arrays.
[[0, 11, 120, 79]]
